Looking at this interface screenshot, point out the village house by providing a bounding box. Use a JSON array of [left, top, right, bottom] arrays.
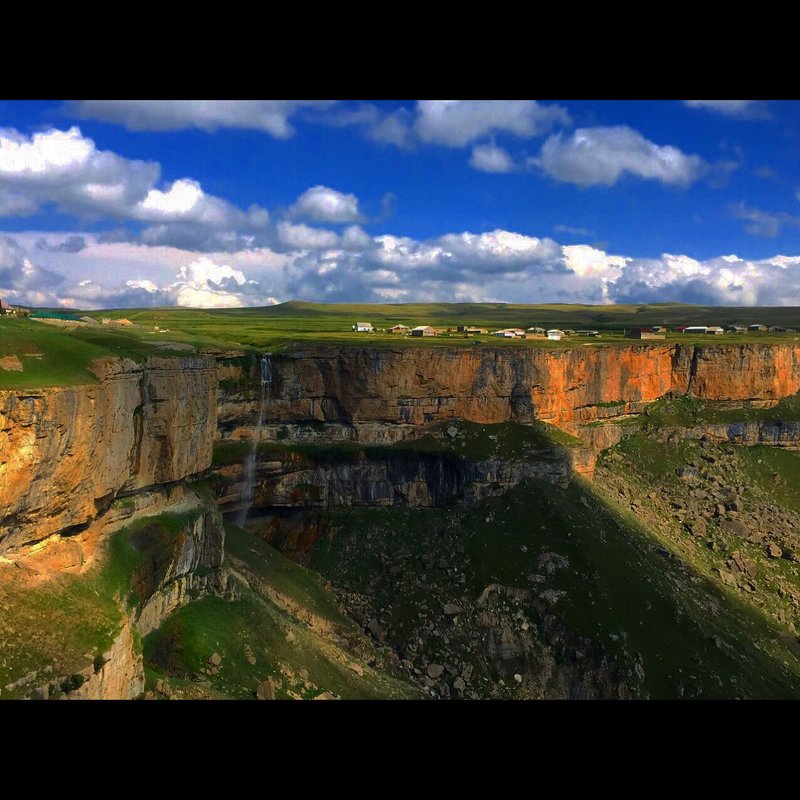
[[725, 325, 745, 333], [0, 298, 13, 315], [576, 330, 601, 337], [705, 326, 724, 335], [526, 326, 546, 336], [546, 329, 565, 341], [651, 325, 667, 333], [411, 325, 436, 337], [683, 326, 708, 334], [492, 328, 525, 338], [464, 326, 488, 335], [627, 327, 665, 340], [353, 322, 374, 332], [769, 325, 787, 332], [388, 324, 410, 334], [79, 316, 101, 326], [748, 324, 767, 332]]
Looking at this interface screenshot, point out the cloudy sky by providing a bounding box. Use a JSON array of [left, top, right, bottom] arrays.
[[1, 99, 800, 309]]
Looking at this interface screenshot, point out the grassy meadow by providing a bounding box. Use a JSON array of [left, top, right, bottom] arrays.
[[2, 300, 800, 388]]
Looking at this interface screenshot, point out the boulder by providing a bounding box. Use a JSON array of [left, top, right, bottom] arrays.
[[426, 664, 445, 679], [767, 542, 783, 559], [256, 678, 276, 700]]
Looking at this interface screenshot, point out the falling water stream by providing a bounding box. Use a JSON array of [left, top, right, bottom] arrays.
[[237, 354, 272, 527]]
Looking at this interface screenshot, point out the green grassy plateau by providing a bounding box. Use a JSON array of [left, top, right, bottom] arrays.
[[3, 300, 800, 389]]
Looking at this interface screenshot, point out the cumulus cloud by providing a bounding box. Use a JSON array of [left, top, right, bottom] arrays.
[[10, 221, 800, 312], [414, 101, 570, 147], [0, 235, 67, 306], [0, 126, 270, 247], [683, 100, 770, 119], [469, 143, 515, 173], [276, 221, 340, 250], [537, 126, 707, 187], [323, 104, 415, 149], [289, 185, 363, 223], [71, 100, 336, 137]]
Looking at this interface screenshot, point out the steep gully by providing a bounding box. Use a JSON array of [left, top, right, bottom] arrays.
[[2, 342, 800, 697]]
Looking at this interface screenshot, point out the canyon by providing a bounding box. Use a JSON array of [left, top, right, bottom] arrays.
[[3, 341, 800, 699]]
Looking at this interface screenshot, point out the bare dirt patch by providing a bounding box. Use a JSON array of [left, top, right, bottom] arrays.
[[0, 356, 22, 371]]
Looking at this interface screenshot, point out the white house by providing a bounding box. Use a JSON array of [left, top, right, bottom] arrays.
[[706, 326, 724, 335], [353, 322, 374, 332], [684, 326, 708, 334], [547, 329, 565, 341]]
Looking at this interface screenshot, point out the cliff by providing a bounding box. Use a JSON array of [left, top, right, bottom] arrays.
[[0, 355, 217, 553], [4, 340, 800, 698], [5, 342, 800, 555], [220, 343, 800, 437]]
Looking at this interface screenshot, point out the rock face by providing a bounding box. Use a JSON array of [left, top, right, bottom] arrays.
[[220, 343, 800, 435], [214, 449, 573, 519], [0, 356, 217, 553], [71, 619, 144, 701], [5, 342, 799, 555]]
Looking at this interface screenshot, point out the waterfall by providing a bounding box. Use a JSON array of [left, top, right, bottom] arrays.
[[237, 354, 271, 527], [141, 366, 151, 416]]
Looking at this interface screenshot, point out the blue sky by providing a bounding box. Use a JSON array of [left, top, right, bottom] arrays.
[[1, 99, 799, 309]]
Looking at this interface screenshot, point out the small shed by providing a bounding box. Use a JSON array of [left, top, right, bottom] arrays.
[[627, 327, 665, 340]]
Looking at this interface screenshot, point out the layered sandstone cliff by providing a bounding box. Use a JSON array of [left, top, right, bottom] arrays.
[[0, 356, 217, 553], [220, 343, 800, 437], [4, 342, 800, 554]]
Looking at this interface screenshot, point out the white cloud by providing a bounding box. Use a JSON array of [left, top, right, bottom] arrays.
[[126, 278, 159, 292], [11, 222, 800, 312], [290, 185, 363, 223], [414, 101, 570, 147], [683, 100, 769, 119], [276, 221, 340, 250], [71, 100, 336, 137], [469, 143, 515, 173], [0, 235, 68, 306], [0, 126, 270, 243], [537, 126, 707, 187]]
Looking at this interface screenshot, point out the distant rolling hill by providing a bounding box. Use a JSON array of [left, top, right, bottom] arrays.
[[91, 300, 800, 334]]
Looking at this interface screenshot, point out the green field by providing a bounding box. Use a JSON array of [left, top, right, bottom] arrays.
[[3, 301, 800, 390], [80, 300, 800, 352]]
